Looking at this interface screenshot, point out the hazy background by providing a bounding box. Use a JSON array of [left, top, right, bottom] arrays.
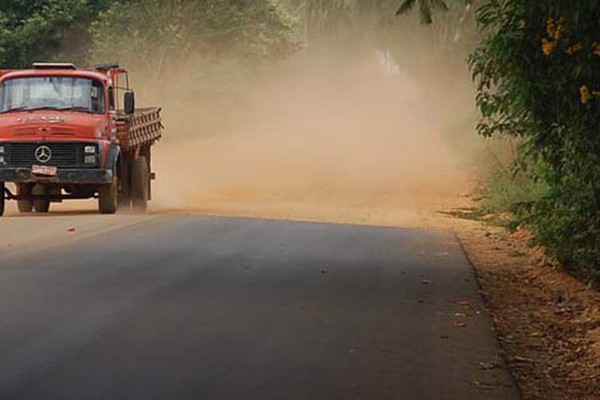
[[146, 36, 482, 227]]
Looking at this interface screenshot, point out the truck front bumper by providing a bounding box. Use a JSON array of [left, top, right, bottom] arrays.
[[0, 167, 114, 184]]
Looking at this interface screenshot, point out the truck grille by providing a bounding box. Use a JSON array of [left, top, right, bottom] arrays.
[[4, 142, 97, 168]]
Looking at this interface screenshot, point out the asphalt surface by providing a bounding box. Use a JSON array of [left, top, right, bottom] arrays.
[[0, 214, 518, 399]]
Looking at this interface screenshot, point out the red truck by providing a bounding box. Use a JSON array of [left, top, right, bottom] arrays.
[[0, 63, 163, 216]]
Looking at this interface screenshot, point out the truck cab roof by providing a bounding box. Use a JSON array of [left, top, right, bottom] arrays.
[[0, 68, 111, 84]]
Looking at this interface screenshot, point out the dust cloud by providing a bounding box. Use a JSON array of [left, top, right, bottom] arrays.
[[149, 43, 480, 228]]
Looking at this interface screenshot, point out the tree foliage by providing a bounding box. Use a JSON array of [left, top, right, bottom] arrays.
[[396, 0, 472, 24], [0, 0, 110, 67], [89, 0, 299, 79], [396, 0, 450, 24], [287, 0, 398, 32], [0, 0, 298, 70]]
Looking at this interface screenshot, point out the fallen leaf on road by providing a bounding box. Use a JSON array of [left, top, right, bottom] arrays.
[[471, 380, 495, 390], [511, 356, 536, 363], [478, 362, 497, 370], [66, 227, 75, 232]]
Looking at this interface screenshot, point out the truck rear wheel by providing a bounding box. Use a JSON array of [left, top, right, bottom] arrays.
[[17, 183, 33, 213], [32, 184, 50, 213], [33, 200, 50, 213], [131, 156, 149, 213], [118, 160, 132, 211], [98, 180, 118, 214], [0, 182, 5, 217]]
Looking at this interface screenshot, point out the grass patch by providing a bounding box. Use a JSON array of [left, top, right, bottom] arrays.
[[473, 138, 548, 226]]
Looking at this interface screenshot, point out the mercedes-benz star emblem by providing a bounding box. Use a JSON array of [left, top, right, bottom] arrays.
[[34, 145, 53, 164]]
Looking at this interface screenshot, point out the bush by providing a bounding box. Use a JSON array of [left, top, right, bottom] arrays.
[[469, 1, 600, 280]]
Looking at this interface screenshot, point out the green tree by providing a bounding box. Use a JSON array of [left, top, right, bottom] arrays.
[[0, 0, 110, 68], [89, 0, 299, 80]]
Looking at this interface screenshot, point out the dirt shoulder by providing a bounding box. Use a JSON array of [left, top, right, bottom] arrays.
[[456, 220, 600, 399]]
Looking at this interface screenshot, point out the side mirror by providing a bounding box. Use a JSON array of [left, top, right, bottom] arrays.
[[124, 91, 135, 115]]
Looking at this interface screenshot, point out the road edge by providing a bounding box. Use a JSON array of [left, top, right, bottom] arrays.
[[454, 231, 524, 400]]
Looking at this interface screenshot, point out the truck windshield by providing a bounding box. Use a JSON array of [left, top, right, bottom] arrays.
[[0, 76, 105, 114]]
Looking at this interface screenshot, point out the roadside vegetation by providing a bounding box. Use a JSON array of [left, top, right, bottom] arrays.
[[399, 0, 600, 284], [0, 1, 297, 69]]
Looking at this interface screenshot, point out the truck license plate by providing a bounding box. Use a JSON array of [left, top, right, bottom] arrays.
[[32, 165, 58, 176]]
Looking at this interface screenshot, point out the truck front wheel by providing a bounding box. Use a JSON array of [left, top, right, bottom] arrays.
[[131, 156, 149, 213], [98, 180, 118, 214], [17, 183, 33, 213], [0, 182, 5, 217], [32, 184, 50, 213]]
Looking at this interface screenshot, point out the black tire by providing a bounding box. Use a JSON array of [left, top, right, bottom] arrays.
[[98, 180, 118, 214], [131, 156, 148, 213], [17, 183, 33, 213], [33, 200, 50, 213], [118, 160, 132, 211], [32, 184, 50, 213], [0, 182, 5, 217]]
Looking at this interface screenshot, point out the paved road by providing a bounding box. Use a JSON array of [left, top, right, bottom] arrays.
[[0, 214, 518, 399]]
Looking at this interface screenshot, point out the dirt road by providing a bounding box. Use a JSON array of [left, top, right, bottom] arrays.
[[150, 127, 476, 230]]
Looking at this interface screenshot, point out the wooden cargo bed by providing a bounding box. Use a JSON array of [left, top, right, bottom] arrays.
[[116, 107, 163, 149]]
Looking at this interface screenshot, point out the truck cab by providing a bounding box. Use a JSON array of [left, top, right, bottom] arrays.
[[0, 63, 162, 216]]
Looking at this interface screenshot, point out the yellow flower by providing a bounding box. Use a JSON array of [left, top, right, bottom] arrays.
[[580, 85, 591, 104], [554, 18, 565, 40], [565, 43, 583, 55], [593, 42, 600, 56], [545, 17, 565, 41], [593, 90, 600, 98], [542, 38, 556, 56], [546, 18, 555, 37]]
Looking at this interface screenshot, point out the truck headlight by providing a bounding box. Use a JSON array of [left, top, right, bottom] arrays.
[[84, 155, 96, 164], [0, 155, 4, 164], [84, 145, 96, 154], [0, 145, 4, 154]]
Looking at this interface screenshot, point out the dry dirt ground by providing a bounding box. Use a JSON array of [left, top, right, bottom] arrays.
[[458, 223, 600, 400]]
